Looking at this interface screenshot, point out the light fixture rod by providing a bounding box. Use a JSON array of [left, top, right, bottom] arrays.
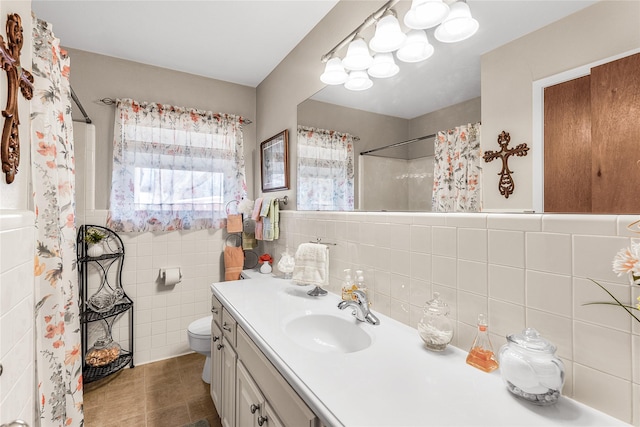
[[321, 0, 400, 63]]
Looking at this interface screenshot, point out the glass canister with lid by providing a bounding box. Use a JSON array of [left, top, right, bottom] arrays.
[[417, 292, 454, 351], [499, 328, 564, 405]]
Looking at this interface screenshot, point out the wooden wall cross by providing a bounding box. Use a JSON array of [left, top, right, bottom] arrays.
[[483, 130, 529, 199], [0, 13, 33, 184]]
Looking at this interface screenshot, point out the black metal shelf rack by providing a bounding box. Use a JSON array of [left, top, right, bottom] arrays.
[[77, 224, 134, 384]]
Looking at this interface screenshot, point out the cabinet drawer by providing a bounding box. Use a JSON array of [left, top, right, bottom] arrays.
[[237, 327, 318, 427], [221, 308, 237, 347], [211, 295, 223, 326]]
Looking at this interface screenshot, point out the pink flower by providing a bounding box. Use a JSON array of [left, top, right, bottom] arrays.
[[612, 240, 640, 277]]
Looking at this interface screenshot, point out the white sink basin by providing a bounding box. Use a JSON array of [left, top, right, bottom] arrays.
[[284, 314, 373, 354]]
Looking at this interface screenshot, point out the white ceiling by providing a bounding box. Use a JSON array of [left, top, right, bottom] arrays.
[[31, 0, 339, 88], [31, 0, 598, 118]]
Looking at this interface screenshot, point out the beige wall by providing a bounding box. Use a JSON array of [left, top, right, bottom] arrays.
[[67, 48, 258, 210], [0, 1, 32, 210], [256, 0, 387, 208], [481, 0, 640, 211]]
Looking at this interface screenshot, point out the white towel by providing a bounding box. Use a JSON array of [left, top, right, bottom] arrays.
[[292, 243, 329, 287]]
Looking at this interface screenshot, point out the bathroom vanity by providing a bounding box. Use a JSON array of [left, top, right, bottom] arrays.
[[210, 272, 627, 427]]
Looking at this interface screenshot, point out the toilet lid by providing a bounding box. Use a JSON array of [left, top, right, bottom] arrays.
[[188, 315, 213, 337]]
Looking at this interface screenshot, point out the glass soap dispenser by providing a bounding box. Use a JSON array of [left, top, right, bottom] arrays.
[[418, 292, 453, 351], [466, 314, 499, 373]]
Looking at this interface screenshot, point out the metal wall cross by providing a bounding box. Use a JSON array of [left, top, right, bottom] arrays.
[[483, 130, 529, 199], [0, 13, 33, 184]]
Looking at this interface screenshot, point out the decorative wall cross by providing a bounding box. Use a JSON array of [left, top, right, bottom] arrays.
[[0, 13, 33, 184], [483, 130, 529, 199]]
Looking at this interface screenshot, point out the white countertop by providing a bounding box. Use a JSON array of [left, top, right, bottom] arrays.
[[212, 271, 628, 427]]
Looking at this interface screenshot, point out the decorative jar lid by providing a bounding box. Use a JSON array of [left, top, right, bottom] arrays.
[[423, 292, 450, 315], [506, 328, 556, 353]]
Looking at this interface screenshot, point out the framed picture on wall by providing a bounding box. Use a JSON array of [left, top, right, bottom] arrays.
[[260, 129, 289, 192]]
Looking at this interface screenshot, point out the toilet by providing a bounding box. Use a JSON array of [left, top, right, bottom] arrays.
[[187, 315, 213, 384]]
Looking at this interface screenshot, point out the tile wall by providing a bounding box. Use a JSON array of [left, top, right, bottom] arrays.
[[80, 210, 225, 365], [265, 211, 640, 425], [0, 211, 35, 425]]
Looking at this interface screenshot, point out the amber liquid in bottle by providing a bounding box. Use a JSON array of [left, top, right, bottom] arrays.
[[466, 314, 499, 373]]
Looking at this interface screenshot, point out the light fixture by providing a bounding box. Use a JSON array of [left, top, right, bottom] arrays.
[[344, 70, 373, 91], [342, 37, 373, 71], [320, 0, 479, 90], [369, 10, 406, 53], [368, 52, 399, 78], [396, 30, 434, 63], [320, 57, 348, 85], [404, 0, 449, 29], [434, 1, 479, 43]]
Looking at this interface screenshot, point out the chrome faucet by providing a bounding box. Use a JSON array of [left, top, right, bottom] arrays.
[[337, 290, 380, 325]]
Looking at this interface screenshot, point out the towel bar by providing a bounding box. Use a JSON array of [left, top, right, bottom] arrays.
[[309, 238, 337, 246]]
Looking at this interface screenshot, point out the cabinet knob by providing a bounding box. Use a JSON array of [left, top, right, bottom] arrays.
[[257, 415, 268, 426], [222, 323, 232, 332], [212, 335, 219, 342], [211, 307, 219, 314], [250, 404, 259, 414], [217, 344, 224, 350]]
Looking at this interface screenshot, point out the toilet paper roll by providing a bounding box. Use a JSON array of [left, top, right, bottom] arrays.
[[163, 268, 181, 286]]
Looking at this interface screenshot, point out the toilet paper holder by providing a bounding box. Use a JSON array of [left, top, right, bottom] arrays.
[[160, 268, 182, 285]]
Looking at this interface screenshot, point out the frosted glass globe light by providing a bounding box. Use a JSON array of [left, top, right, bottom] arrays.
[[344, 70, 373, 91], [320, 57, 348, 85], [404, 0, 450, 29], [369, 11, 406, 53], [368, 53, 400, 78], [434, 1, 479, 43], [396, 30, 434, 63], [342, 38, 374, 71]]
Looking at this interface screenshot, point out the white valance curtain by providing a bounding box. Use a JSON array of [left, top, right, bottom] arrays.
[[107, 99, 247, 232], [432, 122, 482, 212], [297, 126, 354, 211]]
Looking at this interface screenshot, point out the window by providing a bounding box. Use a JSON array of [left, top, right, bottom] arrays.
[[297, 126, 354, 211], [107, 99, 247, 232]]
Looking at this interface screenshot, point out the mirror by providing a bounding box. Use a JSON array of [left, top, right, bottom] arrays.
[[297, 1, 599, 212], [261, 129, 289, 192]]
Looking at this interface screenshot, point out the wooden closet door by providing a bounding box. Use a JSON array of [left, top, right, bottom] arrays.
[[591, 53, 640, 213], [544, 75, 592, 212]]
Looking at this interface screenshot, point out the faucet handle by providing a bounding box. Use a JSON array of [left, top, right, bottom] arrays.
[[352, 289, 368, 305]]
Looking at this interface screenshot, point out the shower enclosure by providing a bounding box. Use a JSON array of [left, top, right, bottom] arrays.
[[359, 134, 435, 212]]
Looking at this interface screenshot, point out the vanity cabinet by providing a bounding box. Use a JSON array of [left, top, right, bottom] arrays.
[[221, 337, 237, 427], [210, 320, 223, 410], [211, 295, 320, 427], [211, 298, 238, 427]]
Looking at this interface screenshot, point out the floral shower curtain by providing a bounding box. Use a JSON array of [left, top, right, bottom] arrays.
[[107, 98, 247, 232], [297, 125, 354, 211], [432, 122, 482, 212], [31, 16, 83, 427]]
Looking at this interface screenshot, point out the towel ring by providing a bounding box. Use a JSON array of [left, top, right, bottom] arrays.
[[225, 200, 240, 215], [243, 250, 258, 269], [224, 234, 242, 247]]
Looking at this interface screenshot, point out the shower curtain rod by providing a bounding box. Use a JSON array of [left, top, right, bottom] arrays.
[[97, 97, 253, 125], [359, 132, 436, 156], [70, 86, 92, 124]]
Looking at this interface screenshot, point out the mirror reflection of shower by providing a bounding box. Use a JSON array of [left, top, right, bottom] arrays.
[[359, 134, 435, 212]]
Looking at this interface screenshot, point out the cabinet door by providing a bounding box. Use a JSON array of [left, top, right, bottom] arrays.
[[262, 402, 286, 427], [236, 362, 263, 427], [221, 337, 237, 427], [211, 321, 223, 411]]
